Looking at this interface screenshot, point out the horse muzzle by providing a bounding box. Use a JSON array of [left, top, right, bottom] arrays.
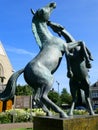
[[49, 2, 56, 9]]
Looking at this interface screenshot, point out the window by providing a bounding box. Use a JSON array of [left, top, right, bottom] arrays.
[[0, 63, 4, 84], [92, 90, 98, 98]]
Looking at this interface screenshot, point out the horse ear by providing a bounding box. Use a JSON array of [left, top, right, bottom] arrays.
[[31, 9, 35, 15], [39, 9, 44, 16]]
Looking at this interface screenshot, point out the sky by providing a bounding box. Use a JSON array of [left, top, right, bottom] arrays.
[[0, 0, 98, 93]]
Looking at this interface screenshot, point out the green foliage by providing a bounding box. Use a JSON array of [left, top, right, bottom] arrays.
[[0, 108, 46, 124], [15, 85, 72, 107], [48, 89, 60, 105], [95, 108, 98, 114], [15, 85, 72, 110], [15, 84, 32, 96], [66, 109, 88, 115], [0, 108, 89, 124], [48, 88, 72, 107], [60, 88, 72, 105], [9, 128, 32, 130], [0, 112, 12, 123]]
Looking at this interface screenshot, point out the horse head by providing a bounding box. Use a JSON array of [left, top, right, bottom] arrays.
[[31, 2, 56, 22], [31, 2, 56, 49]]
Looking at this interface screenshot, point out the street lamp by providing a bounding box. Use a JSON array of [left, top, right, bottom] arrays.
[[56, 80, 60, 106], [56, 80, 60, 95]]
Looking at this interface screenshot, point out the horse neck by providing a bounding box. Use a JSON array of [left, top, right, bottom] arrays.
[[32, 20, 53, 48]]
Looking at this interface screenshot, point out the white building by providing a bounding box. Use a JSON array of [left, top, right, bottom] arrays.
[[0, 41, 13, 92]]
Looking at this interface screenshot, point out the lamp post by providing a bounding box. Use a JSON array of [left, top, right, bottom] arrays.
[[56, 80, 60, 95], [56, 80, 60, 106]]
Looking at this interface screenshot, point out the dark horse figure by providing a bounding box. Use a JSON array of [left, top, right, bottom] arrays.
[[47, 21, 95, 116], [0, 2, 84, 118], [68, 47, 95, 116]]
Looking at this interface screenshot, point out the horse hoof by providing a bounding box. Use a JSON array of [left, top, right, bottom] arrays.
[[46, 112, 52, 116], [68, 113, 73, 116], [89, 112, 95, 116], [60, 113, 68, 118]]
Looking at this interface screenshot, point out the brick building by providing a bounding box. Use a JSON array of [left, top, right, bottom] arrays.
[[0, 41, 13, 92]]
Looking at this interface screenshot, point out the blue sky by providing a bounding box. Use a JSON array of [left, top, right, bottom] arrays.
[[0, 0, 98, 93]]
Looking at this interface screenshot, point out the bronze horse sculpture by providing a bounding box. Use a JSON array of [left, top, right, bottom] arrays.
[[47, 21, 95, 116], [0, 2, 94, 117], [68, 45, 95, 116]]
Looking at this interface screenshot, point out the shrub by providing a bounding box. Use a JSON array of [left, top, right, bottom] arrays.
[[0, 108, 89, 124], [0, 108, 46, 123], [95, 108, 98, 114], [73, 109, 88, 115], [0, 112, 12, 123], [65, 109, 88, 115]]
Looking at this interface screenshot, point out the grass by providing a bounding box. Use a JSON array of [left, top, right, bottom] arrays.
[[10, 128, 32, 130]]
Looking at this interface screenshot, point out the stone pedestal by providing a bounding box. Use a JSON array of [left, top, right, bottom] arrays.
[[33, 115, 98, 130]]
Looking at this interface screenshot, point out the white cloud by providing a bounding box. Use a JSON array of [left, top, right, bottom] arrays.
[[5, 45, 35, 57]]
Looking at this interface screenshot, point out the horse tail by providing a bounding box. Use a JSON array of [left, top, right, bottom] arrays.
[[0, 68, 24, 101]]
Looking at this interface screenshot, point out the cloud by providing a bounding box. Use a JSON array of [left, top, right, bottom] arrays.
[[5, 45, 35, 57]]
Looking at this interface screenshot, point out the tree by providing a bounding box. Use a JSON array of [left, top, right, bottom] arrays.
[[15, 84, 32, 96], [48, 89, 60, 105], [60, 88, 72, 105]]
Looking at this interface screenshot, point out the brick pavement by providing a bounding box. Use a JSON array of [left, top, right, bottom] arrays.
[[0, 122, 33, 130]]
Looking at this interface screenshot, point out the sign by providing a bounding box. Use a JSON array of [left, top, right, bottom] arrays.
[[0, 100, 3, 112], [12, 96, 32, 123], [6, 100, 12, 110], [14, 96, 32, 109]]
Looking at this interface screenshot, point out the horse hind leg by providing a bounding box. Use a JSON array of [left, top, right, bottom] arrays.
[[86, 97, 95, 115], [38, 87, 52, 116], [39, 101, 52, 116], [40, 77, 68, 118], [41, 88, 68, 118], [33, 87, 52, 116], [84, 90, 95, 115], [69, 102, 75, 116], [83, 80, 95, 115]]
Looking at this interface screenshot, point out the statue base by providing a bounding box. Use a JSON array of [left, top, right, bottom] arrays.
[[33, 115, 98, 130]]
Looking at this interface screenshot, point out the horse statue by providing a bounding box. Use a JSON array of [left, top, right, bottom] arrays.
[[47, 21, 95, 116], [68, 47, 95, 116], [0, 2, 83, 118]]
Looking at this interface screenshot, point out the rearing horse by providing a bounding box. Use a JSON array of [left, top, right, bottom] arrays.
[[47, 21, 95, 116], [60, 25, 95, 116], [0, 2, 84, 118]]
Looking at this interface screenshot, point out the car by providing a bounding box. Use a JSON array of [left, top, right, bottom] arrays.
[[75, 106, 86, 110], [93, 105, 98, 110]]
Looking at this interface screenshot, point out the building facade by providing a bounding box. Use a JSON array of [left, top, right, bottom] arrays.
[[0, 41, 13, 92], [90, 81, 98, 109]]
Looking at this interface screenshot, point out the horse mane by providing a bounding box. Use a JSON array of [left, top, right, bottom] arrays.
[[32, 19, 42, 49]]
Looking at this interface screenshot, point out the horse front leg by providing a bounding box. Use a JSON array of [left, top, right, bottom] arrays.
[[67, 40, 92, 68], [65, 49, 73, 78], [69, 79, 77, 116], [77, 41, 92, 68], [65, 41, 85, 78]]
